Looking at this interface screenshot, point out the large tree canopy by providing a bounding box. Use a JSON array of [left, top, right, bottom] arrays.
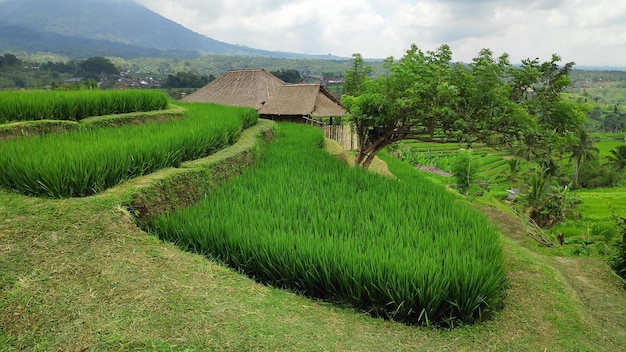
[[341, 44, 580, 168], [79, 56, 119, 79]]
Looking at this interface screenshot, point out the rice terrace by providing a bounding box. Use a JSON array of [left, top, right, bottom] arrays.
[[1, 86, 626, 350]]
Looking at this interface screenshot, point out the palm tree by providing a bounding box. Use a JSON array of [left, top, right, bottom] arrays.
[[514, 136, 552, 175], [605, 145, 626, 181], [568, 129, 598, 187], [507, 158, 521, 184]]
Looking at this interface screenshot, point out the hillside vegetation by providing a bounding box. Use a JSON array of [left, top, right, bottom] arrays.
[[1, 105, 625, 350], [147, 124, 506, 327]]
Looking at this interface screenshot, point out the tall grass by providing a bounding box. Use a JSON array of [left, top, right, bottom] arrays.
[[0, 90, 169, 123], [0, 103, 257, 197], [147, 123, 507, 327]]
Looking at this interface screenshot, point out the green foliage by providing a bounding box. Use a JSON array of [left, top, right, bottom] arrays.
[[551, 187, 626, 248], [343, 53, 372, 96], [147, 123, 506, 327], [342, 44, 546, 168], [0, 53, 20, 67], [451, 150, 479, 195], [392, 144, 450, 171], [0, 90, 169, 123], [518, 169, 578, 228], [610, 208, 626, 281], [162, 71, 213, 88], [79, 56, 119, 80], [567, 128, 599, 187], [0, 103, 257, 197], [270, 69, 302, 83], [578, 159, 621, 188], [605, 145, 626, 173]]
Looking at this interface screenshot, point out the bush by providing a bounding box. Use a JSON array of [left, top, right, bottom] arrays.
[[610, 209, 626, 282], [578, 160, 620, 188], [451, 150, 478, 195]]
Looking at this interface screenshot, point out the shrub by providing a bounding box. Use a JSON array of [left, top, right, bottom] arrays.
[[578, 160, 620, 188], [610, 208, 626, 282], [451, 150, 479, 195]]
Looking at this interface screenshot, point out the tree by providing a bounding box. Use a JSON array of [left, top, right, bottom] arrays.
[[451, 150, 478, 195], [343, 53, 371, 96], [270, 69, 302, 83], [79, 56, 119, 80], [509, 55, 581, 167], [567, 128, 598, 187], [342, 44, 532, 168], [519, 166, 576, 228], [163, 71, 212, 88], [0, 53, 20, 67], [605, 145, 626, 176]]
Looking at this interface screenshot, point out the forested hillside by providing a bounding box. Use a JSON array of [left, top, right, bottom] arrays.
[[0, 0, 343, 59]]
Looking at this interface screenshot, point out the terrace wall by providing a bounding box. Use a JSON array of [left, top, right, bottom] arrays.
[[123, 119, 275, 224]]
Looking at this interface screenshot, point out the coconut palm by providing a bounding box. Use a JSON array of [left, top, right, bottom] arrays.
[[605, 145, 626, 184], [567, 128, 598, 187]]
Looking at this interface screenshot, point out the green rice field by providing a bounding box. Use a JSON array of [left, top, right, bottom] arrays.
[[0, 103, 257, 197], [146, 123, 507, 327], [0, 89, 169, 123], [551, 187, 626, 252]]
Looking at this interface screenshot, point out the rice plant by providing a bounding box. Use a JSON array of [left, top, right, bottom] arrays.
[[0, 103, 257, 197], [0, 89, 170, 123], [147, 123, 507, 327]]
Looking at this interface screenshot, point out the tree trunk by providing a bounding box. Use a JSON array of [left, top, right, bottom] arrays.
[[573, 156, 581, 186]]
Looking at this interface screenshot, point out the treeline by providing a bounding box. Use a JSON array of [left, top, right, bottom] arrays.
[[162, 71, 215, 88], [38, 56, 119, 80], [0, 55, 215, 90], [270, 69, 302, 83], [586, 104, 626, 132], [0, 53, 20, 67], [571, 70, 626, 83]]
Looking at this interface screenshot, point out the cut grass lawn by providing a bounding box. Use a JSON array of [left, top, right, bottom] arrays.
[[1, 121, 625, 350]]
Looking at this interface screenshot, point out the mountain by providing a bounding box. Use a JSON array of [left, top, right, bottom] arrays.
[[0, 0, 341, 59]]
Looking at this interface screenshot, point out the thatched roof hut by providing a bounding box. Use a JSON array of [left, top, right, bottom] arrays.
[[182, 69, 347, 122], [258, 84, 347, 120], [182, 69, 285, 110]]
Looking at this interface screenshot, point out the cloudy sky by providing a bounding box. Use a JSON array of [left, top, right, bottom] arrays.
[[134, 0, 626, 67]]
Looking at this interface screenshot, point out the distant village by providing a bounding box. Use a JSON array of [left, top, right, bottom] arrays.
[[62, 70, 344, 92], [113, 71, 163, 89], [61, 71, 163, 89]]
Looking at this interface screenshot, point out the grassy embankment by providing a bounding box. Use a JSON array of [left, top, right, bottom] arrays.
[[1, 111, 625, 350]]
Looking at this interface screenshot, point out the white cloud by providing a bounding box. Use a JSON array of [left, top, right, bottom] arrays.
[[135, 0, 626, 67]]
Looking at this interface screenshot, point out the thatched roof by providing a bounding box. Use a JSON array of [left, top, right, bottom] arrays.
[[183, 69, 348, 118], [182, 69, 285, 110], [258, 84, 347, 117]]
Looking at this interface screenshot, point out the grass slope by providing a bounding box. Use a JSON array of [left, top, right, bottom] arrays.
[[1, 123, 625, 350]]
